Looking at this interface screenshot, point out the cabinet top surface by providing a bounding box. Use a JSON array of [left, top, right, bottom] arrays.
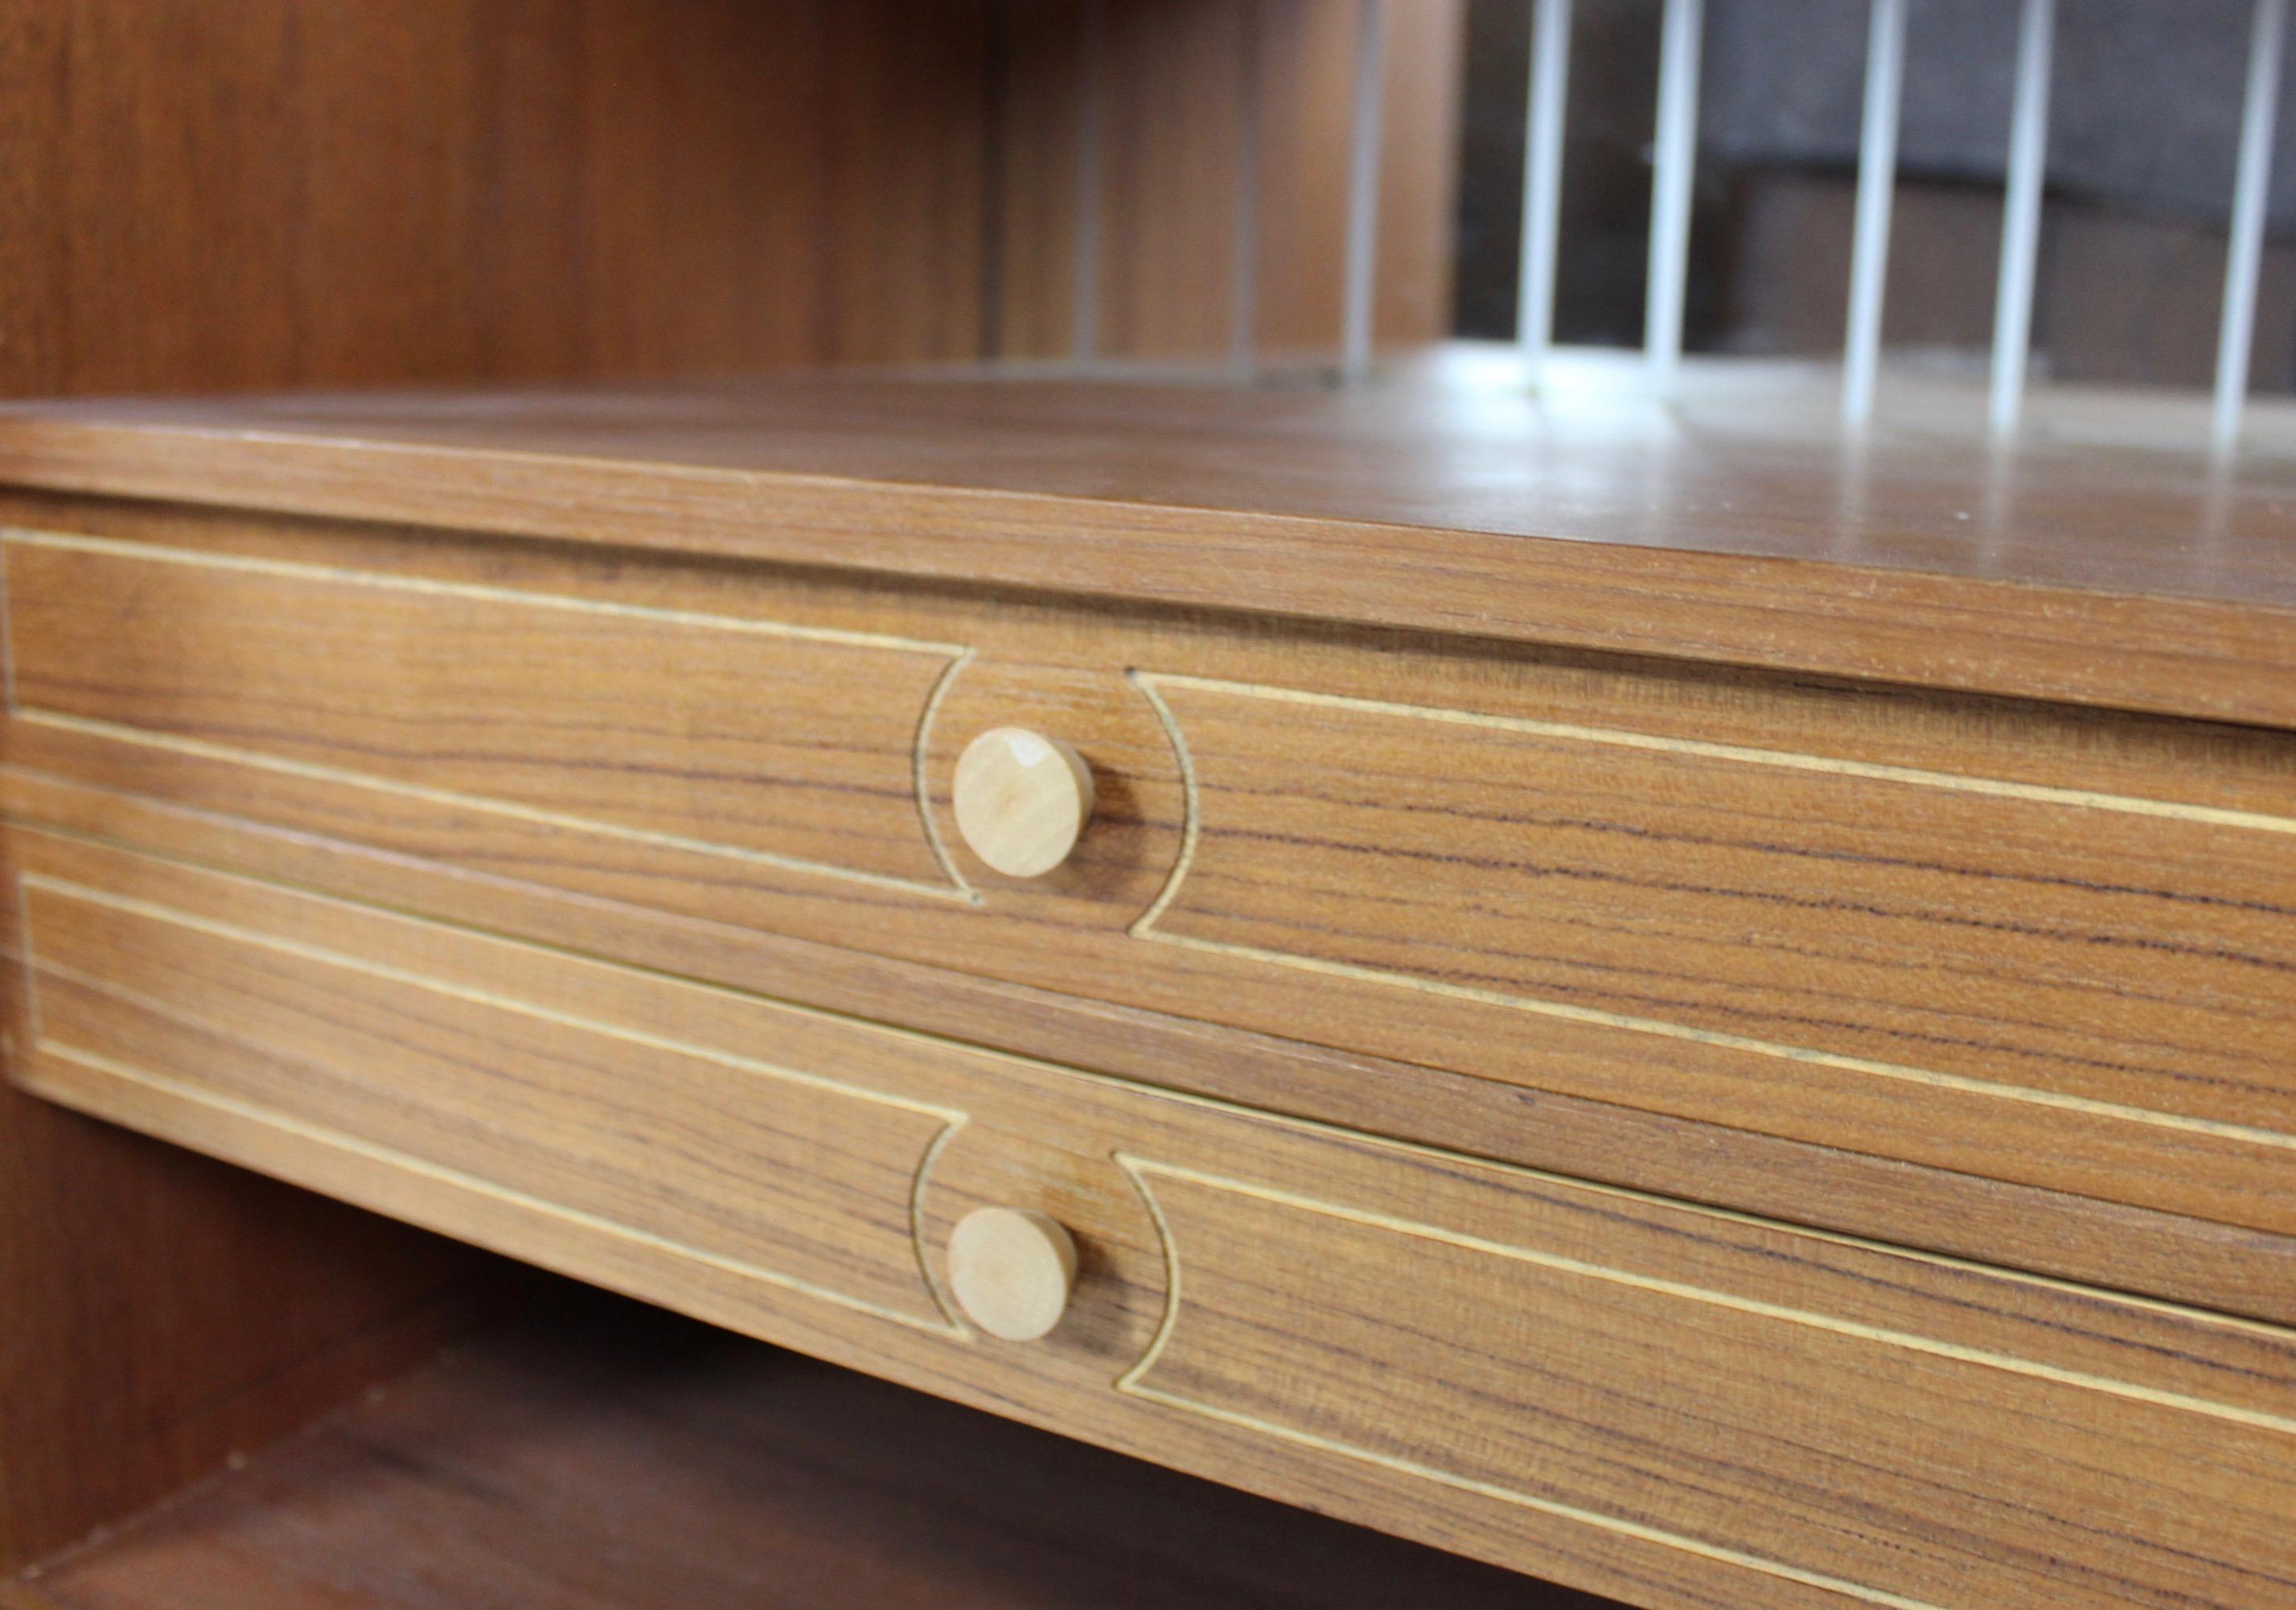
[[3, 345, 2294, 725]]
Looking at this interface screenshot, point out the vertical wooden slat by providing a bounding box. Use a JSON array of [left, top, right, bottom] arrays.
[[1232, 1, 1265, 372], [1366, 0, 1466, 351], [1341, 0, 1388, 379], [1072, 0, 1107, 363], [1095, 0, 1251, 359]]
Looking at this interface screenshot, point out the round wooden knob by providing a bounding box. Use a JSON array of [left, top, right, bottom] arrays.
[[952, 727, 1095, 878], [947, 1206, 1078, 1341]]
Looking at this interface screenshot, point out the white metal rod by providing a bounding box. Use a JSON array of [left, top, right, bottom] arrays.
[[1842, 0, 1907, 426], [2215, 0, 2287, 452], [1072, 0, 1106, 364], [1341, 0, 1387, 380], [1645, 0, 1703, 394], [1989, 0, 2055, 435], [1518, 0, 1574, 364], [1231, 1, 1264, 372]]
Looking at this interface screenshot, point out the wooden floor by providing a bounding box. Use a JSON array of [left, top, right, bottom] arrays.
[[6, 1283, 1612, 1610]]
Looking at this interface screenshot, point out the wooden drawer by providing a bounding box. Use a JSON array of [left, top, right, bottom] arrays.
[[7, 826, 2293, 1610], [7, 512, 2295, 1244]]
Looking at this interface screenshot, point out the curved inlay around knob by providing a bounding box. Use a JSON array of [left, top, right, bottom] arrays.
[[952, 727, 1096, 878], [947, 1205, 1078, 1341]]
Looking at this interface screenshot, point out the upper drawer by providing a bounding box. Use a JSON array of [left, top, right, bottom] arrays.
[[4, 526, 967, 897], [6, 514, 2294, 1239]]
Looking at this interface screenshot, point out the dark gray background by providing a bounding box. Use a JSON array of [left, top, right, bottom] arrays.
[[1452, 0, 2296, 388]]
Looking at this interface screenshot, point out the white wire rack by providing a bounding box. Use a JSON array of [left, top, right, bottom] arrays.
[[1067, 0, 2293, 455]]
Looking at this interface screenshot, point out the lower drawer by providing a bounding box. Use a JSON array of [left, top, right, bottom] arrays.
[[7, 825, 2293, 1610]]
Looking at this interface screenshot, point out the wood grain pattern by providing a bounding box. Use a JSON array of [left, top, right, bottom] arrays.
[[5, 530, 969, 897], [0, 0, 1460, 395], [0, 0, 1014, 394], [8, 830, 2292, 1610], [9, 506, 2290, 1242], [987, 0, 1463, 361], [22, 876, 963, 1337], [0, 1076, 479, 1571], [3, 360, 2296, 725], [10, 1288, 1608, 1610], [0, 0, 1481, 1574], [1132, 671, 2296, 1234], [0, 681, 482, 1569], [1122, 1150, 2296, 1610], [12, 763, 2286, 1339], [0, 0, 1008, 1566]]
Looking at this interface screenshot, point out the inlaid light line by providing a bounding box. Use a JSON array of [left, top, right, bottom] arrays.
[[1125, 672, 2296, 1154], [1111, 1152, 1186, 1393], [31, 1041, 967, 1338], [910, 1120, 976, 1337], [21, 873, 970, 1125], [1123, 671, 1201, 936], [19, 708, 980, 903], [0, 528, 969, 656], [913, 649, 980, 899], [15, 823, 2291, 1341], [1134, 672, 2296, 837], [1119, 1156, 2296, 1438], [1115, 1160, 1957, 1610], [1136, 926, 2296, 1152]]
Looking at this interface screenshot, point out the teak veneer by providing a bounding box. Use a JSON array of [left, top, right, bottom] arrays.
[[2, 364, 2292, 1610]]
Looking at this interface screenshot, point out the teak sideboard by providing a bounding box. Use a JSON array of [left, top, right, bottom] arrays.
[[0, 361, 2290, 1610]]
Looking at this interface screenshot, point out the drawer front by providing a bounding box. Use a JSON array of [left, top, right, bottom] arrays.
[[7, 514, 2295, 1240], [1123, 670, 2296, 1234], [6, 528, 969, 898], [20, 857, 959, 1333], [8, 827, 2293, 1610]]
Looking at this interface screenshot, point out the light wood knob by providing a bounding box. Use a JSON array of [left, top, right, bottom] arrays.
[[947, 1206, 1078, 1341], [952, 727, 1095, 878]]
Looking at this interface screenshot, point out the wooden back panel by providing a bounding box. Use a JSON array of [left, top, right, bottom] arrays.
[[0, 0, 1462, 398]]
